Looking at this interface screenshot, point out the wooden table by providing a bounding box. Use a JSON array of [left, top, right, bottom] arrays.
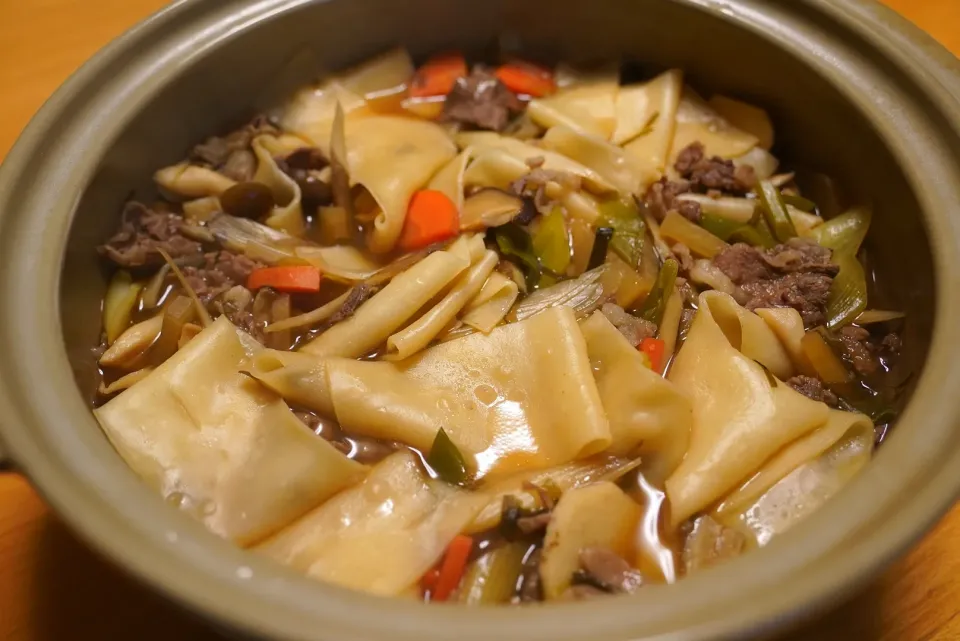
[[1, 1, 958, 639]]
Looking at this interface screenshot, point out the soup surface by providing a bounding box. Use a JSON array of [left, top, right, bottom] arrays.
[[91, 48, 905, 603]]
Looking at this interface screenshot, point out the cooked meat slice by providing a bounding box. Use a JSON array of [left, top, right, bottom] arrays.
[[712, 243, 776, 285], [327, 284, 377, 325], [182, 251, 263, 301], [643, 177, 695, 222], [577, 547, 643, 594], [98, 201, 203, 269], [190, 115, 278, 168], [673, 142, 756, 195], [442, 68, 524, 131], [762, 238, 839, 276], [515, 511, 552, 536], [712, 240, 838, 327], [738, 272, 833, 327], [786, 375, 839, 407], [881, 332, 902, 354], [562, 584, 609, 600], [682, 515, 745, 574], [600, 303, 657, 347], [672, 243, 695, 274], [836, 325, 883, 377]]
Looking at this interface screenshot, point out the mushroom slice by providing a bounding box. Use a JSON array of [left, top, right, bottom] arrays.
[[459, 189, 528, 232]]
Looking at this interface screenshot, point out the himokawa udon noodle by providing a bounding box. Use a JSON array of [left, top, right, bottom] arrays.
[[92, 48, 904, 602]]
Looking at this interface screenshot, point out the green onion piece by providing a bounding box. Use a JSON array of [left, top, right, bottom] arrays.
[[459, 542, 529, 605], [427, 428, 469, 486], [825, 251, 868, 329], [727, 225, 768, 248], [493, 223, 541, 290], [812, 207, 871, 328], [812, 207, 871, 254], [532, 207, 571, 274], [699, 213, 744, 241], [639, 258, 679, 325], [103, 270, 144, 345], [750, 215, 779, 248], [587, 227, 615, 270], [782, 193, 818, 213], [598, 199, 646, 268], [756, 180, 797, 242]]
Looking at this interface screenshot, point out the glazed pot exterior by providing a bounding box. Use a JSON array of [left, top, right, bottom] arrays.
[[1, 1, 960, 640]]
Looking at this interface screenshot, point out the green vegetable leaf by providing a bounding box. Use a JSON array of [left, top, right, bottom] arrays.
[[639, 258, 679, 325], [427, 428, 469, 486], [532, 207, 571, 274], [493, 223, 541, 289], [598, 199, 646, 268]]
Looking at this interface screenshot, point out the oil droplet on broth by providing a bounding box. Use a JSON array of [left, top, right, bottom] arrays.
[[473, 383, 500, 407]]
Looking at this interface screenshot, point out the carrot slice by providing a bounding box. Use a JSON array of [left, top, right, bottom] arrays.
[[639, 337, 666, 374], [246, 266, 322, 293], [409, 52, 468, 98], [398, 190, 460, 252], [432, 535, 473, 602], [495, 60, 556, 98]]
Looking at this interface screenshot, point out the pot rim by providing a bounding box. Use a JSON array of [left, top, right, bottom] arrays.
[[1, 1, 960, 640]]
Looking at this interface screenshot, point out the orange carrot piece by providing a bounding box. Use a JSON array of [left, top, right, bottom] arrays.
[[495, 60, 556, 97], [640, 337, 666, 374], [409, 52, 468, 98], [432, 535, 473, 602], [246, 266, 322, 293], [398, 190, 460, 252]]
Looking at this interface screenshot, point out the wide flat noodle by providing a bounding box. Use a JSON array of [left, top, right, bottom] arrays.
[[259, 307, 611, 480], [527, 66, 619, 140], [715, 419, 874, 546], [455, 132, 617, 194], [541, 125, 652, 195], [668, 89, 759, 163], [540, 482, 640, 599], [344, 115, 457, 253], [154, 163, 236, 199], [94, 317, 366, 546], [717, 409, 873, 516], [427, 148, 476, 212], [295, 245, 384, 283], [705, 292, 795, 381], [387, 249, 498, 359], [580, 312, 693, 482], [620, 70, 683, 176], [301, 243, 471, 358], [256, 451, 486, 596], [461, 272, 520, 334], [665, 292, 831, 525], [252, 135, 306, 236], [278, 48, 414, 154]]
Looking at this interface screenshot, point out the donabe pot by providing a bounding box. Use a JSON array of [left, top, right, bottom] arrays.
[[1, 1, 959, 639]]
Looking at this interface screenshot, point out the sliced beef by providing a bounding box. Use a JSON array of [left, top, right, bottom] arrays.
[[762, 238, 839, 276], [327, 284, 377, 326], [442, 68, 524, 132], [576, 547, 643, 594], [713, 239, 839, 327], [601, 303, 657, 347], [672, 243, 695, 274], [643, 177, 697, 222], [182, 251, 263, 301], [190, 116, 278, 181], [217, 285, 256, 334], [682, 515, 745, 575], [673, 142, 757, 195], [787, 375, 839, 407], [515, 512, 552, 536], [835, 325, 902, 378], [98, 201, 203, 269], [739, 272, 834, 327]]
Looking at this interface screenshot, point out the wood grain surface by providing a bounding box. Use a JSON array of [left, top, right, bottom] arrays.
[[0, 1, 958, 639]]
